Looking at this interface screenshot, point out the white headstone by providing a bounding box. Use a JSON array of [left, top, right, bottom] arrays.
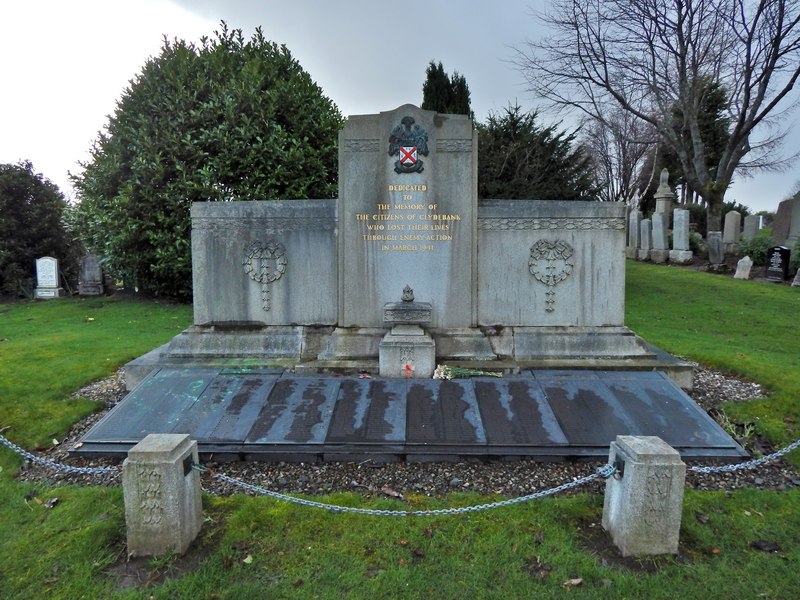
[[34, 257, 64, 299], [669, 208, 693, 264], [650, 213, 669, 263], [734, 256, 753, 280]]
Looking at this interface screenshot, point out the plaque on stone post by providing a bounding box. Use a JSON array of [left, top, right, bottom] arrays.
[[123, 433, 203, 556], [34, 256, 65, 299], [766, 246, 791, 281]]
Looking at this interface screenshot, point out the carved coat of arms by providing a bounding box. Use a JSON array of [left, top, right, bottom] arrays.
[[388, 116, 429, 174]]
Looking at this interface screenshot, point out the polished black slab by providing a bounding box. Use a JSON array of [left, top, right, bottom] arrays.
[[76, 369, 747, 460]]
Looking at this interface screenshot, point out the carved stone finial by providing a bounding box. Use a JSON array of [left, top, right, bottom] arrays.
[[401, 285, 414, 303], [660, 168, 669, 187]]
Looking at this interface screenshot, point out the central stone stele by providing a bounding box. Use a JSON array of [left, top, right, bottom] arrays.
[[126, 103, 691, 390]]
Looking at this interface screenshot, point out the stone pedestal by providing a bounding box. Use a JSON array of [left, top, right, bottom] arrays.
[[379, 324, 436, 378], [379, 290, 435, 378], [123, 434, 203, 556], [602, 436, 686, 557]]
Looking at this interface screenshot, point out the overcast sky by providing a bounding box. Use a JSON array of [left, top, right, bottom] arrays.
[[1, 0, 797, 212]]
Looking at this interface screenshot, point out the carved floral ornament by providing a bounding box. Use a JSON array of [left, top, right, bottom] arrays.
[[243, 240, 287, 312], [528, 239, 575, 312]]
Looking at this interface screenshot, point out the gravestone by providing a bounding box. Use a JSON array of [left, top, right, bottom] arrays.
[[792, 268, 800, 288], [733, 256, 753, 280], [78, 255, 104, 296], [742, 215, 761, 242], [773, 197, 799, 246], [706, 231, 724, 266], [766, 246, 791, 281], [34, 256, 64, 299], [723, 210, 741, 253], [669, 208, 693, 264], [627, 210, 642, 259], [638, 219, 652, 261], [650, 213, 669, 263]]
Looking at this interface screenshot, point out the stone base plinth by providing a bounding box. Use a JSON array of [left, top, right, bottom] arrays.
[[649, 249, 669, 264], [669, 250, 693, 264], [34, 287, 64, 299], [379, 325, 435, 378], [637, 249, 650, 261]]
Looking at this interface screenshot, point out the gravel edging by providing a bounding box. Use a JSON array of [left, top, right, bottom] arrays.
[[12, 366, 800, 497]]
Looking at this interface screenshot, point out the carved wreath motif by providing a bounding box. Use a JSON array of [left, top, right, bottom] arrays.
[[528, 239, 574, 312], [243, 240, 287, 311]]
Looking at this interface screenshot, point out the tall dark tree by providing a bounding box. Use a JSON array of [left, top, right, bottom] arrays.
[[517, 0, 800, 231], [477, 105, 598, 200], [0, 162, 78, 295], [71, 23, 343, 299], [421, 61, 473, 117]]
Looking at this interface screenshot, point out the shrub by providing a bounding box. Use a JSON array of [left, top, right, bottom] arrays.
[[737, 231, 776, 266]]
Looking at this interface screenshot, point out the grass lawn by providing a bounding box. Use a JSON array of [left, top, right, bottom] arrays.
[[1, 264, 798, 599]]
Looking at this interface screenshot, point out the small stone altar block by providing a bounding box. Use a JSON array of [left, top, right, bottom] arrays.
[[602, 435, 686, 557], [379, 287, 435, 378], [123, 434, 203, 556]]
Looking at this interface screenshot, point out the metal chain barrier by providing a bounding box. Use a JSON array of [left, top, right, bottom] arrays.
[[689, 438, 800, 474], [2, 430, 800, 516], [0, 434, 120, 477], [198, 464, 617, 516]]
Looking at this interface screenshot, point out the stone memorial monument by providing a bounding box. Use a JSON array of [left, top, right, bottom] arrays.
[[638, 219, 652, 261], [742, 215, 761, 242], [773, 196, 799, 246], [723, 210, 741, 254], [669, 208, 693, 264], [78, 255, 104, 296], [653, 168, 673, 215], [34, 256, 64, 299], [626, 210, 642, 259], [127, 104, 672, 388], [650, 213, 669, 264]]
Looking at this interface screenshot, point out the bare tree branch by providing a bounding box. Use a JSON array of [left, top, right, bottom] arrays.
[[516, 0, 800, 229]]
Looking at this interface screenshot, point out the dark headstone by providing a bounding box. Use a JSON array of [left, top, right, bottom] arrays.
[[78, 255, 104, 296], [766, 246, 791, 281]]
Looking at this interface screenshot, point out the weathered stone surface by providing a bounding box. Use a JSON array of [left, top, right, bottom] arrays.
[[338, 105, 477, 329], [723, 210, 741, 253], [792, 268, 800, 288], [773, 197, 799, 246], [638, 219, 652, 261], [78, 255, 104, 296], [734, 256, 753, 280], [672, 209, 690, 251], [478, 201, 627, 327], [602, 435, 686, 556], [123, 434, 203, 556], [707, 231, 724, 265], [653, 169, 673, 214], [627, 210, 642, 257], [191, 200, 337, 326], [742, 215, 761, 242], [379, 326, 435, 378]]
